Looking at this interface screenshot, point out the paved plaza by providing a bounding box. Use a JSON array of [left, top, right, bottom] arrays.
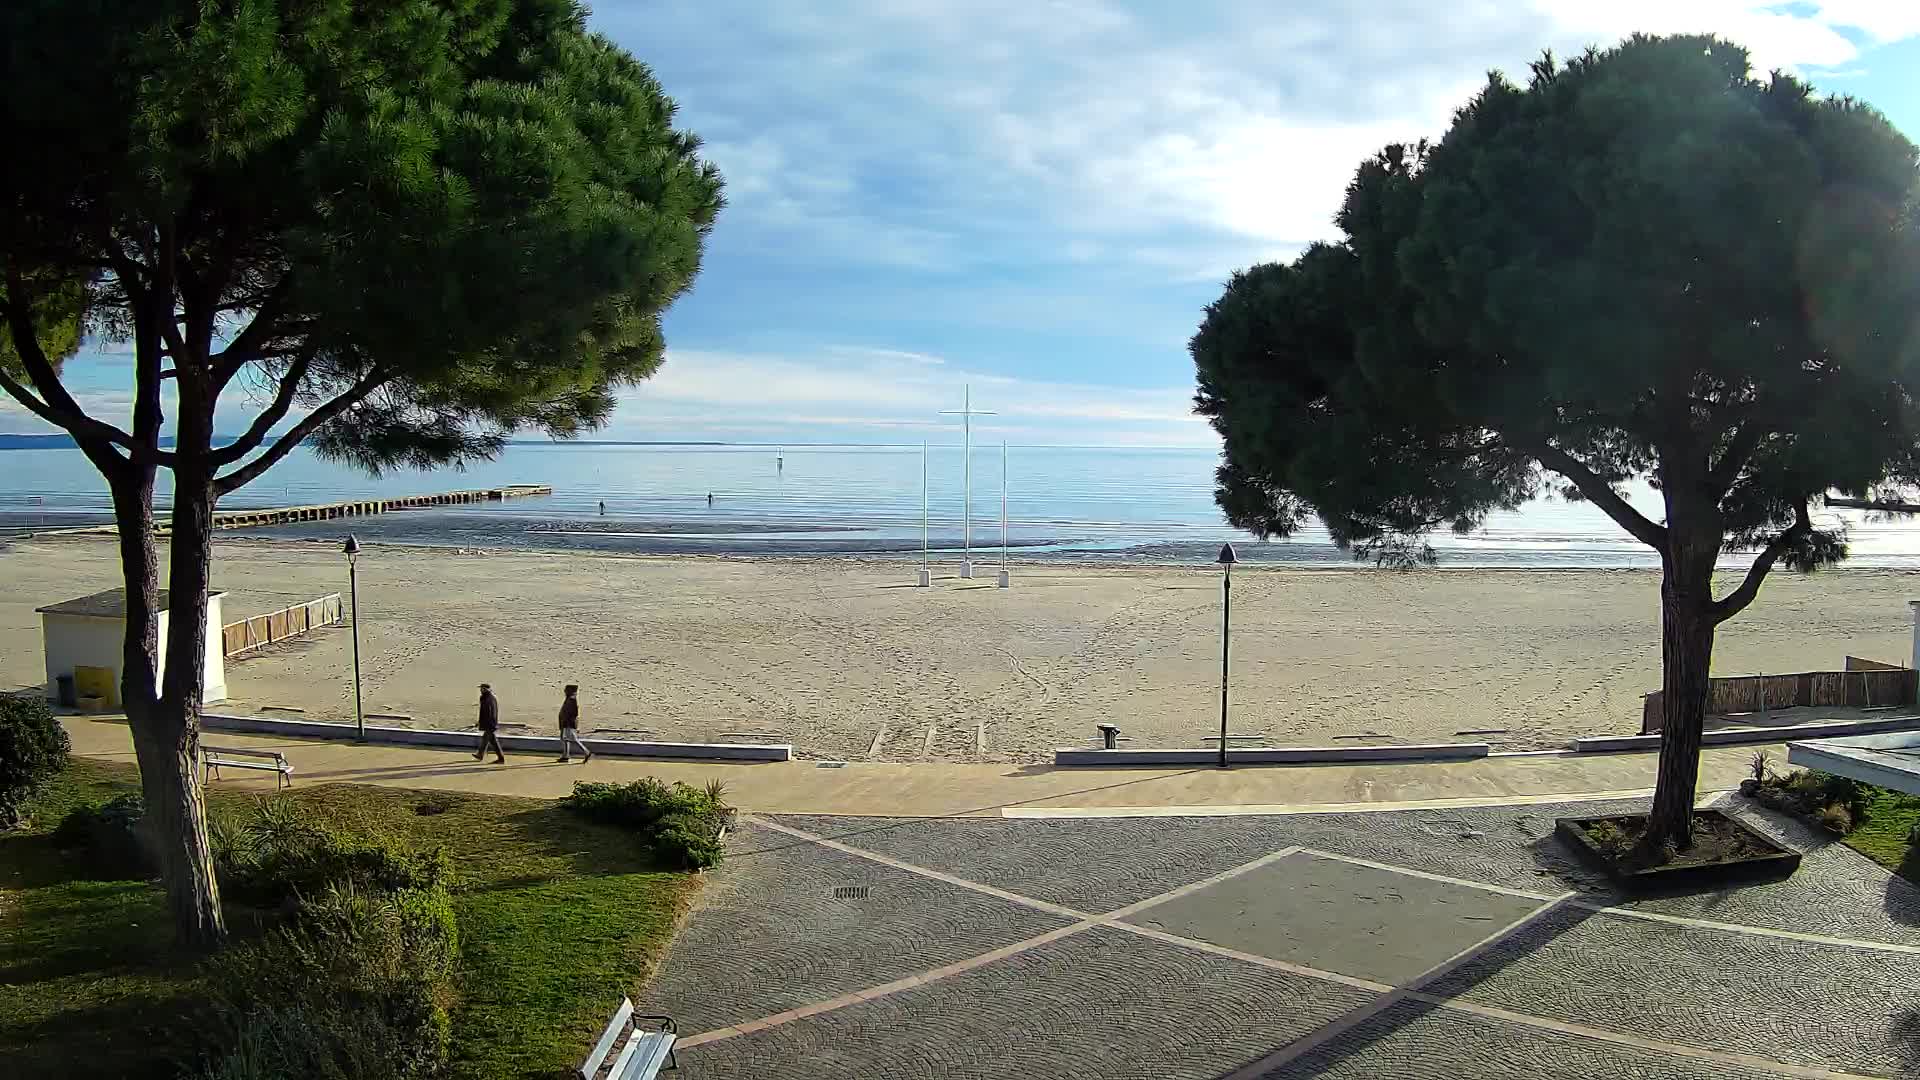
[[645, 797, 1920, 1079]]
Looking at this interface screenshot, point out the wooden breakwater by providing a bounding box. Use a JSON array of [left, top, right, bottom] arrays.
[[209, 484, 551, 531]]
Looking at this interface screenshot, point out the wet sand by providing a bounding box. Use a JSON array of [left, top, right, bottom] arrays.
[[2, 535, 1913, 761]]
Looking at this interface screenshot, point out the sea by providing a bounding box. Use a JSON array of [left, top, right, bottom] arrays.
[[5, 441, 1920, 569]]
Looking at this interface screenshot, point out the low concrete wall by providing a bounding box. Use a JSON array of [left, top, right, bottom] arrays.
[[1576, 713, 1920, 754], [200, 712, 790, 762], [1052, 742, 1491, 767]]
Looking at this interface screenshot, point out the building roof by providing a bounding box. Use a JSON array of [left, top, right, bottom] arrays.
[[36, 588, 226, 618], [1788, 731, 1920, 797]]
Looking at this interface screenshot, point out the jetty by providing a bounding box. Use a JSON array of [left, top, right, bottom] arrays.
[[208, 484, 551, 531], [1826, 496, 1920, 514]]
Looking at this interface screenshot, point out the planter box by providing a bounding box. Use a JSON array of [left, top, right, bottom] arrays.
[[1555, 809, 1800, 890]]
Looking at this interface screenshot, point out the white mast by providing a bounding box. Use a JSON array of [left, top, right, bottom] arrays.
[[939, 384, 995, 579], [917, 440, 931, 587], [997, 440, 1011, 588]]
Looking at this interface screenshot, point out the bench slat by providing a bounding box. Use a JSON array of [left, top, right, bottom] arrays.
[[618, 1033, 676, 1080]]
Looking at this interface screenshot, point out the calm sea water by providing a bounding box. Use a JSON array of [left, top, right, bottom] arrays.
[[5, 442, 1920, 568]]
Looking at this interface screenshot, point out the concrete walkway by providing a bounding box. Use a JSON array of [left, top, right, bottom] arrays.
[[645, 802, 1920, 1078], [70, 716, 1788, 817]]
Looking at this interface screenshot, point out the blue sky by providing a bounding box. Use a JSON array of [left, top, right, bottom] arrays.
[[9, 1, 1920, 448]]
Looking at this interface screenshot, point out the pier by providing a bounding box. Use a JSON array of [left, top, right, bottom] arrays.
[[207, 484, 552, 531]]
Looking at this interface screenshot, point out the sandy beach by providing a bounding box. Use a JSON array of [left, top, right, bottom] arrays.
[[2, 534, 1915, 762]]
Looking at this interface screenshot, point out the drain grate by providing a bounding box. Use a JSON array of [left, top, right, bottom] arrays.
[[832, 885, 870, 900]]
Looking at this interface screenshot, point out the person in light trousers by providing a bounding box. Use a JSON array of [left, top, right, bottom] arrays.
[[557, 684, 592, 763]]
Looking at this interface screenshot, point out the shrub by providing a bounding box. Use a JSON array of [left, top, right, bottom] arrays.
[[563, 778, 731, 870], [0, 693, 70, 829], [1749, 750, 1771, 784], [198, 883, 458, 1080], [1581, 820, 1634, 858], [52, 793, 155, 875], [218, 796, 449, 907], [1815, 802, 1854, 835]]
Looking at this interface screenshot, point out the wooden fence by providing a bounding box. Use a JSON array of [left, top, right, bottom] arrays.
[[221, 593, 344, 658], [1641, 663, 1917, 733]]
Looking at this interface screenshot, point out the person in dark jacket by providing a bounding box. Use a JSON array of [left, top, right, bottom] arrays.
[[557, 684, 591, 764], [474, 683, 505, 763]]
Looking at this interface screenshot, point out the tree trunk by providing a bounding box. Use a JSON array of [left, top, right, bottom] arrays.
[[1647, 556, 1718, 850], [147, 389, 227, 947]]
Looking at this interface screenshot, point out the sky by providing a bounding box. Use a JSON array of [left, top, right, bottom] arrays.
[[9, 0, 1920, 448]]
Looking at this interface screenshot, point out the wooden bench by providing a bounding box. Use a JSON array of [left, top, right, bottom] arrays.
[[201, 745, 294, 791], [581, 997, 677, 1079]]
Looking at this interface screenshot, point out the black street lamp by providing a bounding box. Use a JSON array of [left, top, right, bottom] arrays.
[[344, 534, 364, 742], [1217, 542, 1237, 768]]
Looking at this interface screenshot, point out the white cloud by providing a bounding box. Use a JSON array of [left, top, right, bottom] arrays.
[[611, 0, 1920, 279], [612, 345, 1212, 446]]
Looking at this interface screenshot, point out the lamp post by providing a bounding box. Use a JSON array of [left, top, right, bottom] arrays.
[[1216, 542, 1237, 768], [344, 534, 364, 742]]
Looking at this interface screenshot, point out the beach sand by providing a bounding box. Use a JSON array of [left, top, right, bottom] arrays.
[[2, 535, 1914, 762]]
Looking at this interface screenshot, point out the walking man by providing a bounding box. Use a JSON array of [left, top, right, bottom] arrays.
[[557, 684, 592, 764], [475, 683, 505, 763]]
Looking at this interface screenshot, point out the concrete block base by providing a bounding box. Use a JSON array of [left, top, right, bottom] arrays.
[[1053, 742, 1491, 767]]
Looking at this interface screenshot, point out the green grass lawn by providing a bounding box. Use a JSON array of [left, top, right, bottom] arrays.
[[0, 759, 701, 1080], [1845, 784, 1920, 884]]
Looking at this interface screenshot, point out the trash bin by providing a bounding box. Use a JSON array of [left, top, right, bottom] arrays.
[[55, 673, 77, 708], [1096, 723, 1120, 750]]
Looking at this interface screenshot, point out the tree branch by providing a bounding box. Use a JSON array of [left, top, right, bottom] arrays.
[[1529, 440, 1669, 550], [212, 369, 391, 495], [1, 273, 144, 462], [1707, 420, 1766, 492], [1710, 501, 1812, 625], [211, 275, 293, 385], [210, 348, 314, 466]]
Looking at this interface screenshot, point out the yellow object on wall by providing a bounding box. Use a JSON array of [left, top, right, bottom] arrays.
[[72, 665, 118, 709]]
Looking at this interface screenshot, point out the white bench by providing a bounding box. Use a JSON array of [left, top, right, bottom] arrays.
[[581, 997, 677, 1079], [202, 745, 294, 791]]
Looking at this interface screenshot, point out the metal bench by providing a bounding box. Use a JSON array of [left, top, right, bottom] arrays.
[[581, 997, 677, 1079], [201, 745, 294, 791]]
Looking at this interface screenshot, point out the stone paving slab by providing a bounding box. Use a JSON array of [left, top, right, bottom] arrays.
[[1256, 998, 1820, 1080], [769, 812, 1290, 912], [1424, 904, 1920, 1076], [668, 925, 1379, 1080], [642, 821, 1073, 1033], [1123, 851, 1545, 984]]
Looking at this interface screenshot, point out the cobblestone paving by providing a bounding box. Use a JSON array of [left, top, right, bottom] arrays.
[[641, 820, 1073, 1032], [1257, 999, 1816, 1080], [1426, 904, 1920, 1076], [645, 802, 1920, 1078], [669, 927, 1379, 1080]]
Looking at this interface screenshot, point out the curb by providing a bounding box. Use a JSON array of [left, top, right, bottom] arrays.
[[200, 712, 791, 762], [1051, 742, 1491, 767], [1573, 713, 1920, 753]]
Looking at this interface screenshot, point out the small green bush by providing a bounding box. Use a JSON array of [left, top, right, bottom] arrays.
[[563, 777, 730, 870], [52, 793, 155, 875], [0, 693, 70, 829], [217, 796, 449, 907], [1582, 820, 1634, 858], [198, 883, 458, 1080], [1815, 802, 1855, 835]]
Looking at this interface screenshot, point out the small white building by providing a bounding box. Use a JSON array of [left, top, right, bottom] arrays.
[[37, 588, 227, 706]]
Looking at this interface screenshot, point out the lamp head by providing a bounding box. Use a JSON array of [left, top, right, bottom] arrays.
[[343, 534, 361, 557], [1216, 542, 1237, 566]]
